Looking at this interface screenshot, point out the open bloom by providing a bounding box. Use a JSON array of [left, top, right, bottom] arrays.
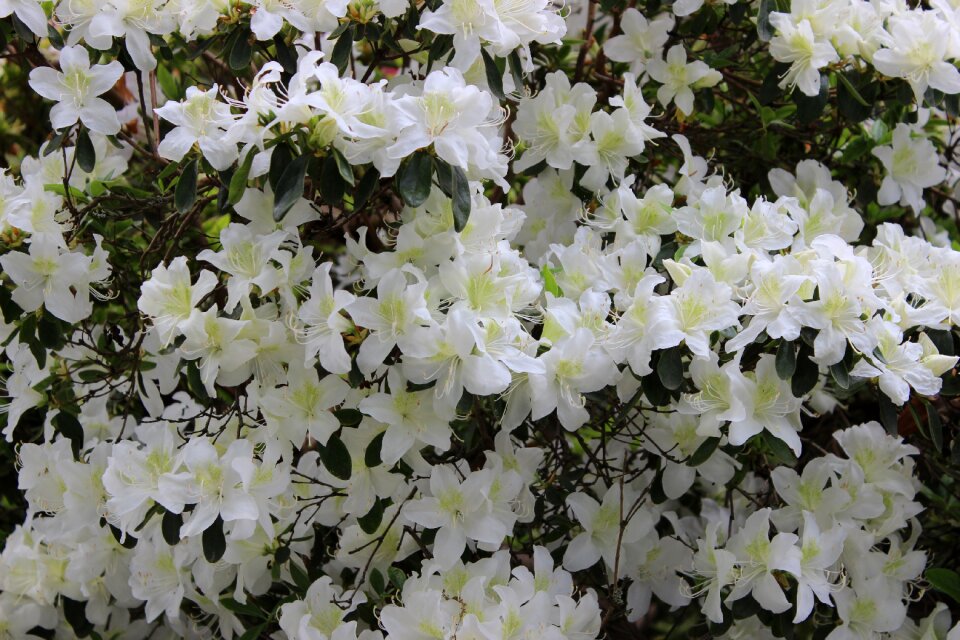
[[872, 124, 946, 214], [28, 45, 123, 135]]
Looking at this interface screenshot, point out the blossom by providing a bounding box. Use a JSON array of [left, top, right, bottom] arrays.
[[28, 45, 123, 135], [872, 124, 947, 214], [602, 9, 673, 74], [138, 256, 218, 346], [872, 11, 960, 102], [647, 45, 722, 116], [155, 85, 240, 170], [769, 18, 839, 97]]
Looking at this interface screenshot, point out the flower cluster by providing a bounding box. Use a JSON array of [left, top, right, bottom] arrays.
[[1, 0, 960, 638]]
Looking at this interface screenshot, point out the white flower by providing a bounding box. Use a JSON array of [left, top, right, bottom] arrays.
[[0, 237, 96, 323], [768, 18, 839, 97], [155, 85, 240, 170], [178, 306, 258, 395], [28, 45, 123, 135], [603, 9, 673, 74], [872, 124, 946, 214], [872, 11, 960, 103], [138, 256, 218, 346], [563, 485, 653, 573], [389, 67, 507, 180], [0, 0, 48, 35], [647, 45, 722, 116]]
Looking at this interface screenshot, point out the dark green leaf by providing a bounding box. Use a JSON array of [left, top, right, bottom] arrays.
[[927, 568, 960, 603], [775, 340, 797, 380], [228, 149, 255, 206], [354, 168, 379, 211], [38, 314, 66, 350], [688, 437, 720, 466], [440, 162, 471, 232], [220, 597, 266, 619], [320, 154, 345, 204], [369, 568, 386, 595], [791, 344, 819, 397], [44, 129, 69, 156], [321, 435, 352, 480], [642, 369, 671, 407], [202, 516, 226, 563], [762, 431, 797, 465], [388, 566, 406, 590], [175, 158, 198, 214], [186, 361, 210, 401], [273, 35, 297, 74], [924, 400, 943, 452], [289, 557, 312, 591], [879, 393, 899, 435], [656, 346, 684, 391], [480, 48, 505, 100], [53, 412, 84, 460], [829, 359, 851, 390], [794, 78, 829, 125], [365, 432, 384, 468], [75, 128, 96, 173], [397, 152, 433, 207], [238, 623, 268, 640], [332, 148, 355, 185], [358, 499, 385, 534], [331, 26, 354, 74], [229, 29, 253, 71], [273, 154, 310, 221], [162, 509, 182, 545], [63, 597, 94, 638], [269, 143, 294, 192]]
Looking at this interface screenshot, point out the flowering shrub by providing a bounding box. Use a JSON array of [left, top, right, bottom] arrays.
[[2, 0, 960, 637]]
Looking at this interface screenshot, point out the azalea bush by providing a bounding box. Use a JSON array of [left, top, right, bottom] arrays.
[[3, 0, 960, 637]]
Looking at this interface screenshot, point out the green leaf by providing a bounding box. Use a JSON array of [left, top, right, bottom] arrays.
[[757, 0, 775, 42], [927, 568, 960, 603], [829, 359, 851, 390], [436, 160, 471, 232], [321, 435, 352, 480], [924, 400, 943, 452], [354, 167, 380, 211], [388, 566, 407, 590], [63, 596, 94, 638], [540, 265, 562, 297], [335, 408, 363, 427], [791, 343, 820, 397], [397, 152, 433, 208], [202, 516, 226, 563], [879, 393, 899, 435], [220, 597, 266, 619], [186, 361, 210, 401], [44, 129, 69, 156], [480, 48, 505, 100], [358, 498, 385, 534], [762, 431, 797, 465], [227, 149, 255, 206], [238, 623, 268, 640], [162, 509, 182, 545], [656, 346, 684, 390], [273, 34, 297, 74], [331, 26, 354, 74], [369, 568, 386, 595], [288, 557, 311, 591], [38, 314, 66, 350], [688, 437, 720, 466], [175, 158, 198, 214], [229, 29, 253, 71], [365, 432, 384, 468], [75, 128, 96, 173], [53, 412, 84, 460], [269, 143, 294, 192], [273, 154, 310, 221], [332, 147, 355, 185], [775, 341, 797, 380], [320, 154, 345, 204], [794, 78, 829, 125]]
